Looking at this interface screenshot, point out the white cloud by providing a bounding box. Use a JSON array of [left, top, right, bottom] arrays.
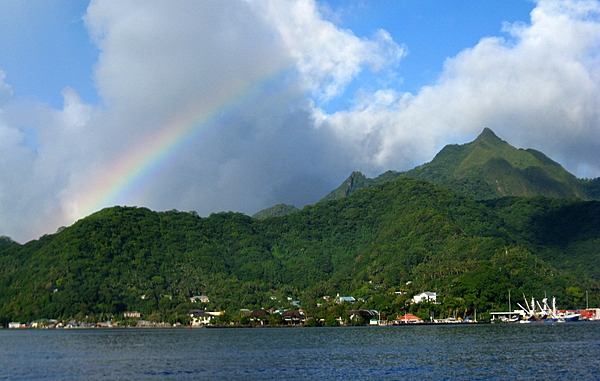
[[248, 0, 405, 102], [0, 86, 94, 241], [0, 70, 13, 106], [324, 0, 600, 178], [86, 1, 288, 116]]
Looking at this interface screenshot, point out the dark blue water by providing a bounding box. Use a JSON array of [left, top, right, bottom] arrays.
[[1, 323, 599, 380]]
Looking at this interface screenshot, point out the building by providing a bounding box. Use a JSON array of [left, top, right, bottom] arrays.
[[413, 292, 437, 304], [394, 313, 424, 324], [347, 310, 379, 324], [188, 310, 214, 326], [250, 309, 269, 324], [190, 295, 210, 303], [282, 310, 304, 325], [335, 294, 356, 304]]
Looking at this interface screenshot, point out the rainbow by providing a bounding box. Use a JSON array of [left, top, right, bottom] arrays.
[[74, 66, 293, 219]]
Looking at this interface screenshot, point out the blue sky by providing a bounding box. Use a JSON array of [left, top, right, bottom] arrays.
[[0, 2, 97, 107], [321, 0, 536, 101], [0, 0, 599, 242]]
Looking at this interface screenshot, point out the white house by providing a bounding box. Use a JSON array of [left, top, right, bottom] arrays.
[[335, 294, 356, 304], [188, 310, 214, 326], [413, 291, 437, 304], [190, 295, 210, 303]]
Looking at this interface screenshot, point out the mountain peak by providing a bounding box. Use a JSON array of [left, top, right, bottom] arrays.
[[476, 127, 502, 143], [321, 127, 594, 203]]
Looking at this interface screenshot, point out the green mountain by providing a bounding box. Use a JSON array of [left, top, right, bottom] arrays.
[[2, 128, 599, 325], [1, 178, 599, 325], [320, 170, 401, 202], [252, 203, 300, 219], [323, 128, 594, 202]]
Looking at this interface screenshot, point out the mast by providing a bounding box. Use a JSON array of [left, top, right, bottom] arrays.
[[523, 294, 531, 313], [586, 291, 589, 310], [536, 300, 545, 315]]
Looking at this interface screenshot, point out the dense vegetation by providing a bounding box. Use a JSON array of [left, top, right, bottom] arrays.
[[252, 203, 300, 219], [1, 177, 599, 326]]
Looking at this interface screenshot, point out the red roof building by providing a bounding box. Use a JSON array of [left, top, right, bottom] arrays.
[[395, 313, 423, 324]]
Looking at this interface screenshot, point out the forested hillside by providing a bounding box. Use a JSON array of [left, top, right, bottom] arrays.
[[1, 178, 599, 325], [252, 203, 300, 219]]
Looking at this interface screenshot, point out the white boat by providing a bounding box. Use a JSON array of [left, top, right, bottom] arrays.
[[516, 295, 579, 323], [557, 311, 580, 322], [491, 293, 582, 323]]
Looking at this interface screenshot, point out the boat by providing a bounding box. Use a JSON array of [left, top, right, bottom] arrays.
[[491, 293, 582, 323], [515, 295, 579, 323], [557, 311, 580, 322]]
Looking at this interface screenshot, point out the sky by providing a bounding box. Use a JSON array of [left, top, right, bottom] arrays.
[[0, 0, 599, 243]]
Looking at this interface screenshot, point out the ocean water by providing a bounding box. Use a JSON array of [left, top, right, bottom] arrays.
[[1, 322, 599, 380]]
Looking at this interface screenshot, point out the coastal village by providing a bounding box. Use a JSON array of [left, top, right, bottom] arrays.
[[7, 291, 599, 329]]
